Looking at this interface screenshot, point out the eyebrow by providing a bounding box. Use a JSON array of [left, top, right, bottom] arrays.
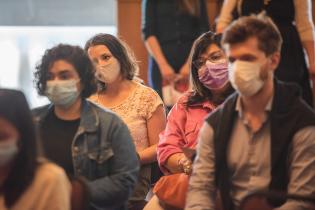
[[239, 54, 257, 60], [199, 50, 223, 59], [58, 69, 72, 73], [101, 53, 112, 57], [228, 54, 257, 62], [49, 69, 74, 76], [210, 50, 223, 55]]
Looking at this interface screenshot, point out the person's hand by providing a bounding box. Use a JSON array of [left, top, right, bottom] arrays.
[[172, 63, 189, 92], [178, 156, 192, 175], [159, 63, 177, 82], [174, 76, 189, 93]]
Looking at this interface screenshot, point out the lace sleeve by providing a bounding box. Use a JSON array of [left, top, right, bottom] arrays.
[[138, 85, 164, 119]]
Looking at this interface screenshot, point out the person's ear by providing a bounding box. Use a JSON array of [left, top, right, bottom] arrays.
[[269, 52, 280, 72]]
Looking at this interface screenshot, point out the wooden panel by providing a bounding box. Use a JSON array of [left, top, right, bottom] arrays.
[[117, 0, 148, 84]]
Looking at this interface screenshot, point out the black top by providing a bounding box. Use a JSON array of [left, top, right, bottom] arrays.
[[40, 110, 80, 178], [142, 0, 210, 72], [141, 0, 209, 45], [235, 0, 294, 23]]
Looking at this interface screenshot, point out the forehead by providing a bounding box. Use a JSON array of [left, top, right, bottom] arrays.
[[224, 37, 264, 58], [87, 45, 111, 57], [49, 59, 78, 74], [202, 43, 222, 56]]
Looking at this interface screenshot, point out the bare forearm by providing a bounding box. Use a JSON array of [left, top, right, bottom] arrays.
[[302, 40, 315, 66], [216, 0, 237, 33], [138, 144, 157, 165], [165, 153, 184, 174], [144, 36, 169, 66], [145, 36, 177, 81], [302, 40, 315, 95]]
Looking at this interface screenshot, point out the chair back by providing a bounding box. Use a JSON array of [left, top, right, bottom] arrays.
[[71, 177, 90, 210]]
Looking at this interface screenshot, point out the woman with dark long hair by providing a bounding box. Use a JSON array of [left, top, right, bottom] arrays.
[[0, 89, 70, 210], [145, 31, 234, 210], [85, 33, 166, 210]]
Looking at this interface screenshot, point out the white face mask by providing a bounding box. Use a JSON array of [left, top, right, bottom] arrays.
[[45, 79, 80, 108], [229, 60, 264, 97], [0, 139, 18, 167], [95, 61, 120, 84]]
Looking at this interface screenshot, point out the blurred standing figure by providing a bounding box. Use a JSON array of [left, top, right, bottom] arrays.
[[0, 89, 70, 210], [142, 0, 210, 104], [33, 44, 139, 210], [216, 0, 315, 106]]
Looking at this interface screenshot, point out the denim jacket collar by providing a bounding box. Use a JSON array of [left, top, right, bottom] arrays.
[[35, 99, 99, 133], [79, 99, 99, 133]]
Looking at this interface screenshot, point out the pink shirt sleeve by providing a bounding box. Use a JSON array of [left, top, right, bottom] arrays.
[[158, 101, 188, 174], [157, 95, 214, 174]]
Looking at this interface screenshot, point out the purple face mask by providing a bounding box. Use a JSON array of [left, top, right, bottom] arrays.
[[198, 61, 228, 90]]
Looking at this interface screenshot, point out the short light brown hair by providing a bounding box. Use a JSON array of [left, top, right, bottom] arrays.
[[222, 13, 282, 56]]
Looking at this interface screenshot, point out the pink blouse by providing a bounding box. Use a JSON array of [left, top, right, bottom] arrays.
[[157, 92, 216, 174]]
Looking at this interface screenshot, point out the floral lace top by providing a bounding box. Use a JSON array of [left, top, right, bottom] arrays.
[[89, 82, 163, 151]]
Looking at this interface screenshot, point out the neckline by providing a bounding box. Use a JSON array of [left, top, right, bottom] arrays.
[[97, 80, 140, 109]]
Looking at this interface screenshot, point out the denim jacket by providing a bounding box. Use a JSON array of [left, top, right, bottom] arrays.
[[32, 99, 140, 210]]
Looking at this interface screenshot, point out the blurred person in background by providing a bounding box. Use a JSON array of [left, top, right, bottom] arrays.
[[0, 88, 70, 210]]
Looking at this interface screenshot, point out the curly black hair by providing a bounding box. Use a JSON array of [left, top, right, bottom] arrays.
[[34, 44, 96, 98]]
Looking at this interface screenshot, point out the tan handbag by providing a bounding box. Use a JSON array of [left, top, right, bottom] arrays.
[[153, 173, 189, 209]]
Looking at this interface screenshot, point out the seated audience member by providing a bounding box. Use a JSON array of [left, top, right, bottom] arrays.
[[85, 33, 166, 210], [32, 44, 139, 210], [144, 31, 234, 210], [0, 89, 70, 210], [216, 0, 315, 107], [185, 14, 315, 210]]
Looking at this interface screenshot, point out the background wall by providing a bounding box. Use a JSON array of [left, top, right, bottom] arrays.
[[0, 0, 115, 25], [0, 0, 116, 107]]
